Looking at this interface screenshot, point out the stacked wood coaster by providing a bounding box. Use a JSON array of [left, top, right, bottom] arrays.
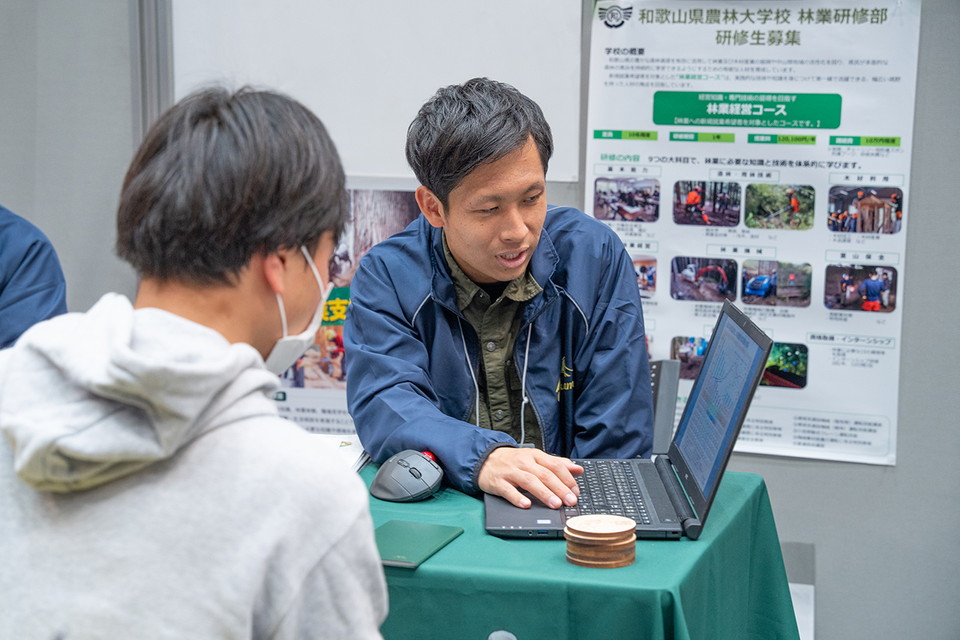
[[564, 514, 637, 568]]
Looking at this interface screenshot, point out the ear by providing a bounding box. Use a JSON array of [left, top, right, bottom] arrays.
[[261, 251, 290, 296], [416, 186, 446, 229]]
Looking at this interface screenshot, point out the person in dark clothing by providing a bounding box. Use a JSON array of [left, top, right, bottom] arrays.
[[0, 205, 67, 348]]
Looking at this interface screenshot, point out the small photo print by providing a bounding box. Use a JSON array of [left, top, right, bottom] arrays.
[[594, 177, 660, 222], [671, 336, 709, 380], [744, 184, 814, 230], [633, 255, 657, 298], [670, 256, 738, 302], [279, 188, 419, 387], [761, 342, 808, 389], [827, 186, 903, 234], [741, 259, 812, 308], [824, 264, 898, 312], [672, 180, 741, 227], [279, 325, 347, 391], [330, 189, 420, 288]]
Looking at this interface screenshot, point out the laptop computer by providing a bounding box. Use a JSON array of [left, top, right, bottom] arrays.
[[484, 301, 772, 540]]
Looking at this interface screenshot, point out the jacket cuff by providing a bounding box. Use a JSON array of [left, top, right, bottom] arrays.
[[468, 441, 517, 495]]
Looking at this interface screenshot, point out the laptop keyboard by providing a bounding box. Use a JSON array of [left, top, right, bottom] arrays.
[[564, 459, 652, 525]]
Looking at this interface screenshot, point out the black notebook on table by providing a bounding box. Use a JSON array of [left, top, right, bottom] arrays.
[[484, 301, 772, 540]]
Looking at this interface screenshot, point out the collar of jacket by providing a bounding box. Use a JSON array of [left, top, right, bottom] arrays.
[[426, 219, 560, 320]]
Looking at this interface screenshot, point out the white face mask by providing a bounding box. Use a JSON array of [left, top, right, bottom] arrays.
[[264, 245, 333, 375]]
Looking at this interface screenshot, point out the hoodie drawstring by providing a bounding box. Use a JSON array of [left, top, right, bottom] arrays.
[[518, 324, 533, 446], [457, 317, 481, 426]]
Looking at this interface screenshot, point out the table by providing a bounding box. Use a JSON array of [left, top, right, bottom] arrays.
[[363, 468, 800, 640]]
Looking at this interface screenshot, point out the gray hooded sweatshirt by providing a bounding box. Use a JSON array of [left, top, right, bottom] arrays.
[[0, 293, 387, 639]]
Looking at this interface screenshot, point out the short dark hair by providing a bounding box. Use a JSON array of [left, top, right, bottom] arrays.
[[405, 78, 553, 207], [116, 86, 347, 285]]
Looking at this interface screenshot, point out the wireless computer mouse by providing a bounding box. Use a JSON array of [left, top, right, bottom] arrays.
[[370, 450, 444, 502]]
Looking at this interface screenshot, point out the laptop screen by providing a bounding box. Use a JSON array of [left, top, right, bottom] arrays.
[[670, 301, 771, 517]]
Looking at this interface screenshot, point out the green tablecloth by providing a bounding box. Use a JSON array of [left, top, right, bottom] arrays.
[[363, 468, 799, 640]]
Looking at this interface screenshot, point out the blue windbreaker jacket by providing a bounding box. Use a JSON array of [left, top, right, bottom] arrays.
[[0, 205, 67, 348], [344, 206, 653, 494]]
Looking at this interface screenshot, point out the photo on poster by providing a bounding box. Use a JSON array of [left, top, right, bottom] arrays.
[[761, 342, 808, 389], [744, 184, 814, 230], [670, 335, 709, 380], [594, 177, 660, 222], [670, 256, 737, 302], [278, 326, 346, 390], [741, 259, 812, 307], [824, 264, 898, 313], [672, 180, 740, 227], [827, 186, 903, 234], [633, 255, 657, 298], [278, 189, 420, 390], [329, 189, 421, 288]]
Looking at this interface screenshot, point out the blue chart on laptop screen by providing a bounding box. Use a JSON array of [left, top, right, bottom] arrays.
[[675, 314, 765, 495]]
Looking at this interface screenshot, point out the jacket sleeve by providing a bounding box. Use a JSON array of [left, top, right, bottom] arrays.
[[344, 256, 515, 494], [568, 237, 654, 460], [0, 234, 68, 349]]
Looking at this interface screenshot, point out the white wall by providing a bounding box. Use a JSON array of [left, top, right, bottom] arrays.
[[0, 2, 37, 214], [0, 0, 137, 312]]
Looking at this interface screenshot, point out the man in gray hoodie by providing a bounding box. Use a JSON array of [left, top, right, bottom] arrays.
[[0, 87, 387, 638]]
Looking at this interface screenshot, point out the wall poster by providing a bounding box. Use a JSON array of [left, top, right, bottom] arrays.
[[586, 0, 921, 464], [274, 188, 419, 434]]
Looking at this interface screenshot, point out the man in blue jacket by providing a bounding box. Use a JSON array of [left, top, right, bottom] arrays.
[[345, 78, 653, 509]]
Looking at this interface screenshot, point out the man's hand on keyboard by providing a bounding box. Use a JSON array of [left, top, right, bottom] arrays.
[[478, 447, 584, 509]]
